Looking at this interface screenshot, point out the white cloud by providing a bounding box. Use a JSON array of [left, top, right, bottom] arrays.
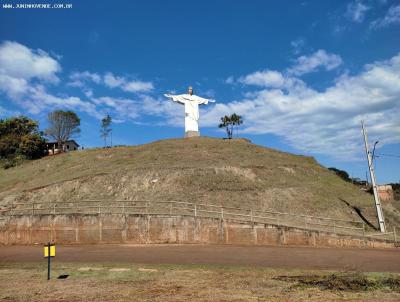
[[0, 74, 29, 99], [0, 41, 156, 125], [0, 41, 93, 119], [288, 50, 343, 76], [122, 80, 153, 93], [0, 41, 103, 119], [346, 0, 370, 23], [204, 53, 400, 160], [103, 72, 125, 88], [0, 41, 158, 125], [141, 95, 180, 117], [2, 82, 101, 118], [83, 89, 93, 98], [370, 4, 400, 29], [29, 86, 101, 117], [102, 72, 154, 92], [290, 37, 306, 55], [238, 69, 307, 91], [227, 50, 342, 88], [92, 96, 139, 119], [68, 70, 154, 93], [0, 41, 96, 117], [89, 94, 182, 125], [225, 76, 234, 84], [68, 71, 101, 87], [0, 41, 60, 83], [239, 70, 286, 88]]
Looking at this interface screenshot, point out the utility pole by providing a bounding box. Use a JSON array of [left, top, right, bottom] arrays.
[[361, 120, 386, 232]]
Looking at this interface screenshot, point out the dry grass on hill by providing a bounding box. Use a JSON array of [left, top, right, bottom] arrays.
[[0, 137, 398, 229]]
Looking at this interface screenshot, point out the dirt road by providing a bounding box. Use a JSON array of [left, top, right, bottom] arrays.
[[1, 244, 399, 272]]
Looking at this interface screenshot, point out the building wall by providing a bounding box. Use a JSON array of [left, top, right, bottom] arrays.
[[47, 142, 79, 155], [378, 185, 394, 201], [65, 142, 79, 151], [0, 214, 395, 249]]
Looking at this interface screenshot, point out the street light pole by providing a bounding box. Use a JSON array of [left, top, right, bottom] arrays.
[[361, 120, 386, 232]]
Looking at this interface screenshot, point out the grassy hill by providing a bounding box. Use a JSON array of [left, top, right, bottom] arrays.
[[1, 137, 399, 230]]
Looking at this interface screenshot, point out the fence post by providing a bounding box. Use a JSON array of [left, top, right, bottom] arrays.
[[122, 202, 125, 215], [98, 203, 101, 215], [394, 226, 397, 243], [10, 202, 13, 216], [277, 213, 280, 226], [304, 217, 307, 229], [221, 207, 224, 219], [53, 203, 56, 215], [333, 221, 336, 233], [362, 222, 365, 237], [194, 204, 197, 217], [250, 209, 253, 222], [32, 203, 34, 216], [169, 202, 172, 215]]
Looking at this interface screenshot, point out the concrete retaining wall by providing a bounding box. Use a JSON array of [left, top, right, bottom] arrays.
[[0, 214, 395, 248]]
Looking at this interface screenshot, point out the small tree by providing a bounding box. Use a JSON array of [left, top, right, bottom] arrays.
[[231, 113, 243, 137], [100, 115, 112, 147], [45, 110, 80, 151], [218, 113, 243, 139], [328, 167, 351, 182], [0, 116, 46, 167], [219, 115, 234, 139]]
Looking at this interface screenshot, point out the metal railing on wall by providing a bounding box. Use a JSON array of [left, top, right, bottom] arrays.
[[0, 199, 396, 242]]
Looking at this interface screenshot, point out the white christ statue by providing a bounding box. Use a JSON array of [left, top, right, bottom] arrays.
[[164, 86, 215, 137]]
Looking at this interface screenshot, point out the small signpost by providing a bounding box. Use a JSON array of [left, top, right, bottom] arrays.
[[43, 242, 55, 280]]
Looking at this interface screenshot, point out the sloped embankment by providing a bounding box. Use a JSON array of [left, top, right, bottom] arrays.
[[0, 137, 397, 230]]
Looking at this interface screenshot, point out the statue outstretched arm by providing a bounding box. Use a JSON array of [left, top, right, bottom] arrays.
[[184, 95, 216, 105], [165, 93, 216, 105], [164, 93, 185, 104]]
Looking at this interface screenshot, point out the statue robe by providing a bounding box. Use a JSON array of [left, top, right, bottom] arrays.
[[164, 93, 213, 134]]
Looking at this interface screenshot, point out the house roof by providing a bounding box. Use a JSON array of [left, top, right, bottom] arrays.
[[47, 140, 80, 147]]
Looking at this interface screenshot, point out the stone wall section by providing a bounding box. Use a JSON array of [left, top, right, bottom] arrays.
[[0, 214, 395, 249]]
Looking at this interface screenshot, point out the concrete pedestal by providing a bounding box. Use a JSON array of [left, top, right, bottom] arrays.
[[185, 131, 200, 138]]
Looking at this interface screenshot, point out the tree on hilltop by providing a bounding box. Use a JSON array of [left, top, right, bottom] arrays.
[[219, 113, 243, 139], [100, 114, 112, 147], [45, 110, 80, 151], [328, 167, 351, 182], [231, 113, 243, 137]]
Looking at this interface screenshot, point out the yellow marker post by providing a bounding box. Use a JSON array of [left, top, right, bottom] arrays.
[[43, 245, 55, 257], [43, 242, 55, 280]]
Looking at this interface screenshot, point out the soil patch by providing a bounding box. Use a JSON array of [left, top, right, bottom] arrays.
[[276, 273, 400, 292]]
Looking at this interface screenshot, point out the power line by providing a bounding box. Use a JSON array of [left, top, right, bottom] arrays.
[[375, 153, 400, 159]]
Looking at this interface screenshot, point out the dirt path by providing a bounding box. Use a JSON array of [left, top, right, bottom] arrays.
[[1, 244, 399, 272]]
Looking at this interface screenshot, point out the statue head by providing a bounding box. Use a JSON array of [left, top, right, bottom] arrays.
[[188, 86, 193, 95]]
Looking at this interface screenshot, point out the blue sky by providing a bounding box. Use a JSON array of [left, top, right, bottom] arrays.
[[0, 0, 399, 183]]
